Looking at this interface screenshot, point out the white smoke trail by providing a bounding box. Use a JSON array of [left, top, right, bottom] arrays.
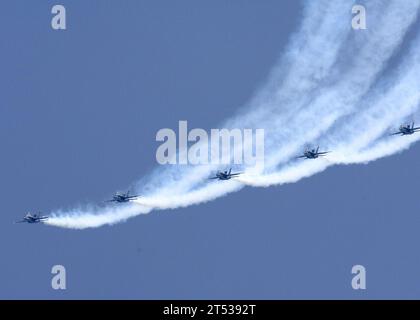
[[48, 205, 152, 229], [138, 180, 242, 209], [136, 0, 388, 197], [141, 0, 420, 201], [262, 0, 420, 170], [46, 1, 420, 229], [234, 0, 356, 126], [240, 26, 420, 187], [138, 0, 356, 197]]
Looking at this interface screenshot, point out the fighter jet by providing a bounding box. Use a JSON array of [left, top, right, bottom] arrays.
[[106, 191, 140, 203], [209, 168, 242, 180], [391, 122, 420, 136], [297, 146, 330, 159], [15, 212, 48, 224]]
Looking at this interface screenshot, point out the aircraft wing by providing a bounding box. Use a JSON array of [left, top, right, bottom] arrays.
[[318, 151, 331, 155], [230, 173, 242, 176], [390, 131, 402, 135], [209, 176, 219, 179], [14, 219, 26, 223], [127, 196, 139, 200], [413, 127, 420, 131], [296, 155, 307, 159]]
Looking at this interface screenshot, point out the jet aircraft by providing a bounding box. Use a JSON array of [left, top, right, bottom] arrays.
[[391, 122, 420, 136], [209, 168, 242, 180], [106, 191, 140, 203], [15, 212, 48, 224], [297, 146, 330, 159]]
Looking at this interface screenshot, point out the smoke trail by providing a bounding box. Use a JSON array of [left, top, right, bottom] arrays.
[[138, 0, 356, 196], [46, 1, 420, 229], [48, 205, 152, 229], [240, 22, 420, 188], [142, 0, 420, 201], [138, 0, 385, 196], [262, 0, 420, 170]]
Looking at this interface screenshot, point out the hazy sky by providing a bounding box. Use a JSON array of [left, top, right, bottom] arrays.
[[1, 0, 420, 299]]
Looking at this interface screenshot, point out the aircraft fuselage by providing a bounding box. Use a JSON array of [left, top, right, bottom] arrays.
[[304, 151, 318, 159]]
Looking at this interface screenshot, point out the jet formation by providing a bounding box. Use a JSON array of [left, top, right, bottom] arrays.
[[17, 121, 420, 224]]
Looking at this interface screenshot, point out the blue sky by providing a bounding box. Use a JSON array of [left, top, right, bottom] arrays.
[[1, 0, 420, 299]]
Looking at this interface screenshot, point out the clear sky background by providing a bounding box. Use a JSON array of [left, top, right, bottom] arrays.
[[1, 0, 420, 299]]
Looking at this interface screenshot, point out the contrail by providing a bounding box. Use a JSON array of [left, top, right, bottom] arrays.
[[240, 17, 420, 187], [136, 0, 355, 196], [46, 1, 420, 229], [140, 0, 389, 194], [262, 0, 420, 170], [47, 205, 152, 229]]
